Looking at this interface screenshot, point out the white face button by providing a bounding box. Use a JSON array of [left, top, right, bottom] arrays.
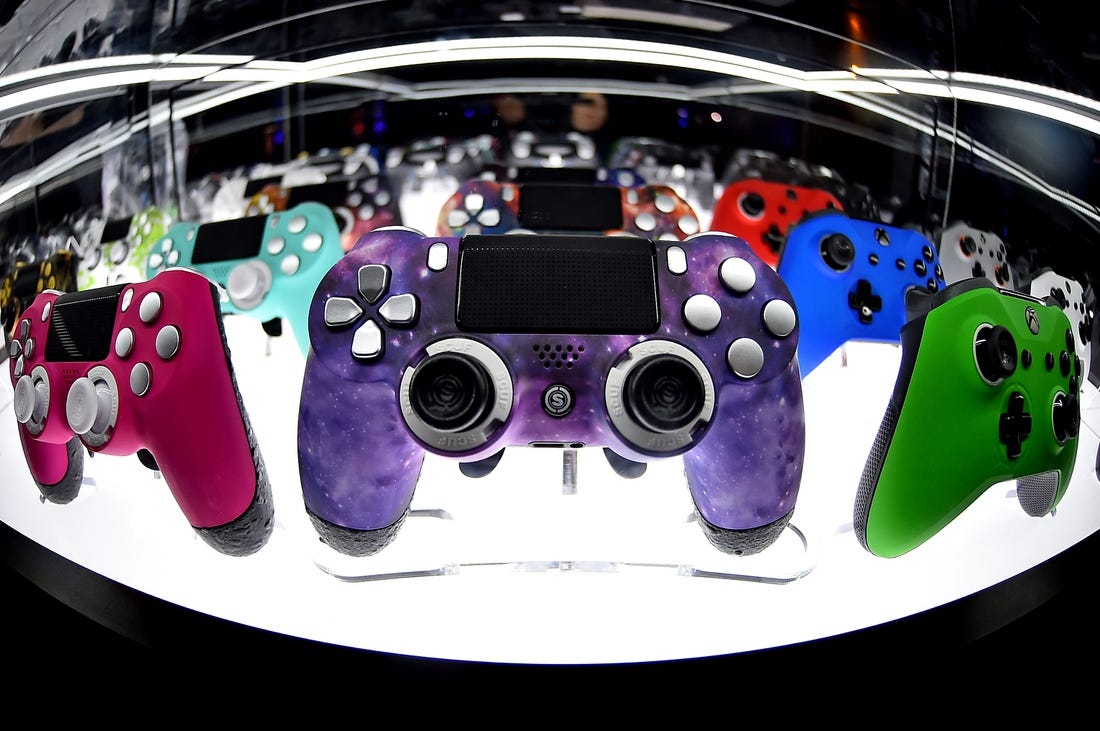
[[280, 254, 301, 276], [302, 232, 323, 253], [155, 326, 181, 359], [267, 236, 286, 255], [130, 362, 151, 397], [677, 216, 700, 236], [762, 299, 797, 338], [148, 253, 164, 269], [288, 215, 307, 234], [120, 289, 134, 312], [682, 294, 722, 333], [464, 193, 485, 213], [22, 338, 34, 359], [655, 193, 676, 213], [727, 338, 764, 378], [114, 328, 135, 358], [138, 292, 162, 324], [719, 257, 756, 294], [477, 209, 501, 228]]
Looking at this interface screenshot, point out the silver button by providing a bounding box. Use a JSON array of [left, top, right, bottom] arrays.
[[635, 212, 657, 232], [727, 338, 764, 378], [358, 264, 390, 303], [130, 362, 152, 397], [10, 339, 20, 358], [446, 210, 470, 229], [683, 294, 722, 332], [719, 257, 756, 294], [267, 236, 286, 255], [156, 326, 181, 359], [762, 299, 797, 338], [324, 297, 364, 327], [115, 328, 135, 358], [139, 292, 162, 323], [379, 293, 418, 326], [464, 193, 484, 213], [302, 232, 324, 253], [167, 250, 179, 266], [478, 209, 501, 228], [357, 205, 375, 221], [23, 338, 33, 358], [13, 355, 23, 377], [351, 320, 384, 360], [19, 319, 29, 339], [288, 215, 307, 234], [281, 255, 301, 276]]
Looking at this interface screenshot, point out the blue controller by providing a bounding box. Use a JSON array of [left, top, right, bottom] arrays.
[[144, 202, 344, 356], [776, 211, 947, 375]]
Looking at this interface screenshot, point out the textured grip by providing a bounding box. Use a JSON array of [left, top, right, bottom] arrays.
[[853, 399, 900, 551]]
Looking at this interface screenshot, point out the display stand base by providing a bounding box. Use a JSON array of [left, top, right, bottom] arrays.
[[305, 448, 820, 585]]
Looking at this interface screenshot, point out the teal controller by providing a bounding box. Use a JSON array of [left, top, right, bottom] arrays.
[[855, 277, 1082, 557], [145, 202, 344, 356]]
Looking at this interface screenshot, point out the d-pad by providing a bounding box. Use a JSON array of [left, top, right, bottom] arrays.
[[999, 391, 1032, 460], [848, 279, 882, 324]]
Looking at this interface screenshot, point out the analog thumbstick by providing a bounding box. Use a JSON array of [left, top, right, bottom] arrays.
[[66, 377, 113, 436], [738, 191, 765, 218], [226, 260, 273, 310], [820, 233, 856, 271], [623, 354, 706, 433], [409, 352, 493, 432], [1052, 391, 1080, 444], [975, 324, 1017, 383], [13, 376, 42, 425]]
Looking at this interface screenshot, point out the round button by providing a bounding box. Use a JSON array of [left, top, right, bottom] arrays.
[[727, 338, 764, 379], [302, 232, 324, 253], [820, 234, 856, 271], [156, 326, 181, 360], [281, 254, 301, 276], [719, 257, 756, 294], [655, 193, 675, 213], [635, 212, 657, 232], [148, 253, 164, 269], [114, 328, 135, 358], [138, 292, 162, 324], [267, 236, 286, 255], [23, 338, 34, 359], [683, 294, 722, 333], [974, 324, 1017, 384], [130, 363, 151, 397], [408, 352, 492, 432], [677, 215, 700, 236], [542, 384, 575, 418], [762, 299, 797, 337], [121, 289, 133, 312], [288, 215, 307, 234], [167, 250, 180, 266], [13, 355, 23, 377], [465, 193, 485, 213]]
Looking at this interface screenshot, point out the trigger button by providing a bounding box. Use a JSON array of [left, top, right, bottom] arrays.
[[635, 212, 657, 232], [130, 362, 151, 397]]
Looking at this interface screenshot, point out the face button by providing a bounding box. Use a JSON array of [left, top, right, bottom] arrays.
[[678, 215, 700, 236], [720, 257, 756, 294], [682, 294, 722, 333], [635, 212, 657, 232], [302, 232, 324, 253], [1045, 352, 1055, 371], [895, 258, 906, 270], [138, 292, 162, 324], [478, 208, 501, 228], [287, 215, 307, 234], [914, 260, 927, 276], [267, 236, 286, 255], [868, 253, 879, 266], [1060, 351, 1071, 376], [654, 193, 676, 213], [280, 254, 301, 276], [762, 299, 797, 338], [155, 326, 181, 360], [1021, 349, 1032, 368], [130, 362, 151, 397], [379, 293, 419, 327], [114, 328, 135, 358], [727, 338, 764, 379], [351, 319, 384, 360]]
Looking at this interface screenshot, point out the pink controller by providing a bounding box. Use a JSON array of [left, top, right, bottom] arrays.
[[8, 268, 273, 556]]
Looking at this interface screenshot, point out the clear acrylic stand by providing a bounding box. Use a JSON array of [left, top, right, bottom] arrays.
[[306, 446, 820, 585]]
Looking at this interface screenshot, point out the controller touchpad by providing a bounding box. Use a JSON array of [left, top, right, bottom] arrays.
[[455, 234, 659, 333]]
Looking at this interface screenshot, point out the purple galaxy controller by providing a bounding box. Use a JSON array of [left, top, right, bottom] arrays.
[[298, 226, 806, 557], [777, 211, 948, 375], [8, 269, 273, 556]]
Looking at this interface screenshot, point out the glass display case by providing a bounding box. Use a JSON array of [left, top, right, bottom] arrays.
[[2, 0, 1098, 693]]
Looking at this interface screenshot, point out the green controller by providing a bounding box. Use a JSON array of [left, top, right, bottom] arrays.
[[855, 277, 1082, 557]]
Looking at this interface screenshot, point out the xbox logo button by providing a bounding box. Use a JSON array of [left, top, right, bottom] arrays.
[[542, 384, 574, 417], [1025, 306, 1040, 335]]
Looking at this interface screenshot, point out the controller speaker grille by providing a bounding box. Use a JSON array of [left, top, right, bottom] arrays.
[[533, 342, 584, 369], [853, 399, 900, 550], [1017, 470, 1059, 517]]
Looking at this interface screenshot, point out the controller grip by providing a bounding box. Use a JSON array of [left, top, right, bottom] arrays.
[[682, 363, 805, 555], [20, 431, 85, 504], [298, 360, 425, 555]]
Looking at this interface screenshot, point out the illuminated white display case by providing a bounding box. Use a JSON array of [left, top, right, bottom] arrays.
[[1, 1, 1098, 688]]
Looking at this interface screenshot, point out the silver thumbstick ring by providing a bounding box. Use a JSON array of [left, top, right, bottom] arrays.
[[399, 337, 512, 453], [605, 340, 715, 455], [226, 260, 273, 310]]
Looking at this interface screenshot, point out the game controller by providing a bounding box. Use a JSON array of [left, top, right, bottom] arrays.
[[437, 179, 701, 240], [76, 207, 174, 289], [776, 211, 947, 376], [2, 250, 78, 342], [937, 221, 1018, 290], [246, 176, 402, 252], [608, 136, 717, 214], [711, 177, 845, 267], [1028, 267, 1093, 385], [854, 278, 1081, 557], [504, 130, 600, 176], [7, 268, 274, 556], [144, 202, 344, 357], [298, 227, 806, 557]]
